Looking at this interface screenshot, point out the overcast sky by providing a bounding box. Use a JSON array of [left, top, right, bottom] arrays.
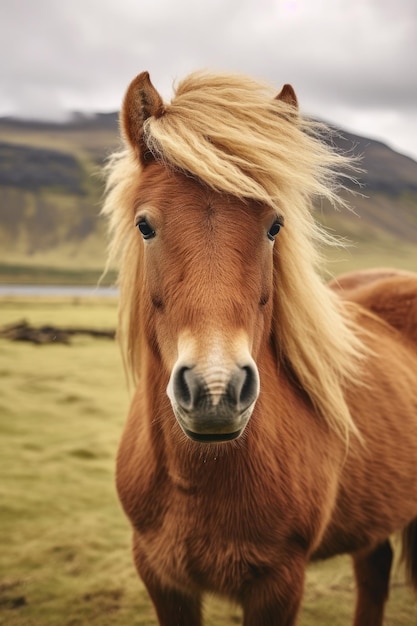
[[1, 0, 417, 160]]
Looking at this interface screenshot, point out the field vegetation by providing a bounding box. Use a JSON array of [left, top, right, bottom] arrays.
[[1, 296, 416, 625]]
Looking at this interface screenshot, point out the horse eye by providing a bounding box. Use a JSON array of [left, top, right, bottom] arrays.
[[137, 218, 156, 240], [267, 220, 282, 241]]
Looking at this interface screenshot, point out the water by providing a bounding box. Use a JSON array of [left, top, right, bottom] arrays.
[[0, 285, 118, 297]]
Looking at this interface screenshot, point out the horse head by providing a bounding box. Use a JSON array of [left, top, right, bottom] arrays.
[[115, 73, 301, 442], [105, 70, 363, 444]]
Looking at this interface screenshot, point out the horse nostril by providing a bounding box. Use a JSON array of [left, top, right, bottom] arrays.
[[236, 365, 259, 410], [173, 366, 192, 410]]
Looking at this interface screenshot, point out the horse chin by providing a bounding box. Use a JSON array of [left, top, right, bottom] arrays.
[[172, 404, 254, 444], [182, 428, 243, 443]]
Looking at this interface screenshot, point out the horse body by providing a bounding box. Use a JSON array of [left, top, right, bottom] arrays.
[[104, 71, 417, 625], [117, 332, 343, 624]]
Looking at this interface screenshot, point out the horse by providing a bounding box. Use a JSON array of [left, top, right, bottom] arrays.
[[102, 70, 417, 626]]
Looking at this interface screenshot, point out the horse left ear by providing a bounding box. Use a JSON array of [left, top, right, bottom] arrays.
[[276, 84, 298, 111], [121, 71, 165, 161]]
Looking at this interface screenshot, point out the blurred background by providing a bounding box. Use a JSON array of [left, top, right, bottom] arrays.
[[0, 1, 416, 624], [0, 0, 416, 280]]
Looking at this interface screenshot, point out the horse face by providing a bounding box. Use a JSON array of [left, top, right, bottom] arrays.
[[136, 163, 280, 442]]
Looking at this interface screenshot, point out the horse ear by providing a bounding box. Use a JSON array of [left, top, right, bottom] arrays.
[[121, 71, 165, 161], [276, 84, 298, 111]]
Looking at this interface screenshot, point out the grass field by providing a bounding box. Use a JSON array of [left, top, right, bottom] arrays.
[[0, 263, 118, 287], [1, 296, 416, 625]]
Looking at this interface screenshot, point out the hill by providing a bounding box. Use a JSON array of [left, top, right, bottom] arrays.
[[0, 114, 119, 280], [0, 112, 416, 282], [324, 128, 417, 239]]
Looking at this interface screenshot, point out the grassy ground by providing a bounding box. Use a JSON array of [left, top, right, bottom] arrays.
[[1, 297, 416, 625], [324, 239, 417, 277], [0, 262, 117, 287]]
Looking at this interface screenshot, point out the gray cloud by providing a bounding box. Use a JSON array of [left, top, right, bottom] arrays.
[[0, 0, 416, 158]]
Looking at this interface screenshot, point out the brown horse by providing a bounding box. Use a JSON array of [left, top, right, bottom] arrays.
[[102, 70, 417, 626]]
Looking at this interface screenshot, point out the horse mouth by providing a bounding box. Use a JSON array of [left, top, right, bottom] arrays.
[[183, 428, 242, 443]]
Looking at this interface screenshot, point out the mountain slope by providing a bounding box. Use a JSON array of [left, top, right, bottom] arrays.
[[0, 114, 119, 270]]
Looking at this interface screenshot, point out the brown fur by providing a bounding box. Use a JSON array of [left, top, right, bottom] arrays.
[[330, 268, 417, 343], [104, 71, 417, 626]]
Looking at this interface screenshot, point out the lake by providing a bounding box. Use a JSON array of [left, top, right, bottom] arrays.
[[0, 285, 118, 297]]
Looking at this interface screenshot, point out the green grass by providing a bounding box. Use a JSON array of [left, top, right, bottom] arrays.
[[0, 262, 117, 286], [322, 237, 417, 279], [1, 297, 416, 625], [0, 296, 118, 329]]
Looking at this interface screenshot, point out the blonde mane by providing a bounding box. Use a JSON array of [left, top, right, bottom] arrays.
[[103, 71, 366, 441]]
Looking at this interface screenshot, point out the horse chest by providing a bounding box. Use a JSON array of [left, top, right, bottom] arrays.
[[133, 466, 314, 596], [138, 494, 281, 594], [123, 427, 337, 593]]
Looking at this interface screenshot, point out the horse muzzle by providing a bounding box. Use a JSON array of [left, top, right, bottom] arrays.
[[167, 357, 260, 443]]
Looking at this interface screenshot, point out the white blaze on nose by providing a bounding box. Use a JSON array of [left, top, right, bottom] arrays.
[[201, 338, 234, 406]]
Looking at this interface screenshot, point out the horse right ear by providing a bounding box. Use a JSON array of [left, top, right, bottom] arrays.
[[121, 71, 165, 162], [275, 84, 298, 114]]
